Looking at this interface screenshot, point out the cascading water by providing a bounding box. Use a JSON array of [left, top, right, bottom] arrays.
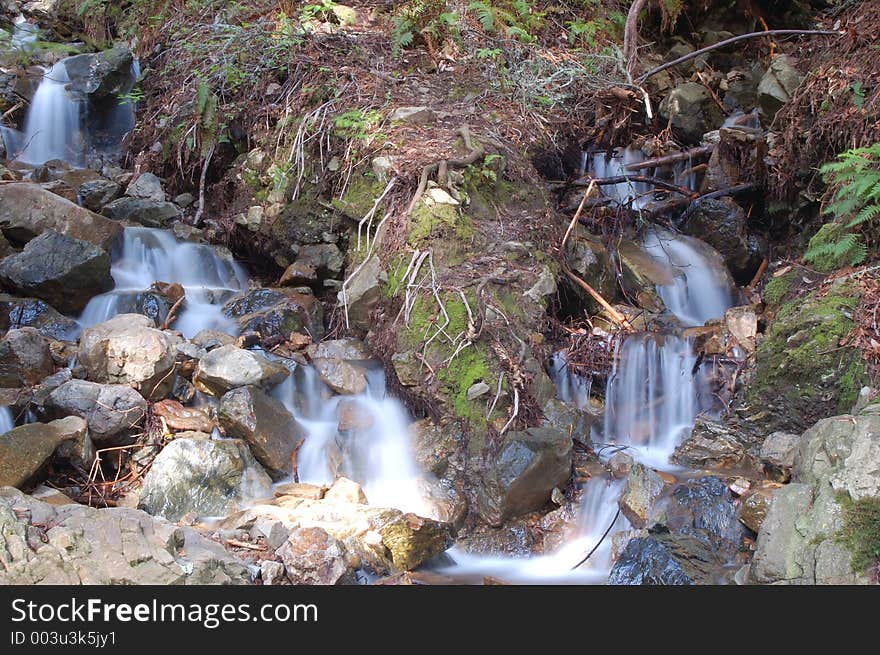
[[0, 407, 14, 434], [77, 227, 248, 338], [10, 15, 38, 51], [272, 366, 433, 517], [549, 350, 593, 411], [16, 61, 82, 166]]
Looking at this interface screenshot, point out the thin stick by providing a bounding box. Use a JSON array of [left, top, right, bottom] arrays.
[[623, 146, 714, 171], [572, 507, 621, 570], [572, 174, 699, 198], [637, 30, 844, 83], [747, 257, 769, 289]]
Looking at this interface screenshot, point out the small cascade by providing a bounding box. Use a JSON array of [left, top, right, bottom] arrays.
[[16, 61, 82, 166], [642, 228, 733, 327], [0, 406, 14, 434], [87, 59, 141, 156], [78, 227, 248, 338], [11, 15, 39, 51], [273, 366, 433, 517], [549, 350, 593, 411]]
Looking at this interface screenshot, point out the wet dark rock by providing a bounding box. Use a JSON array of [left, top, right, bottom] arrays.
[[192, 344, 288, 396], [62, 45, 134, 99], [659, 82, 724, 143], [0, 231, 113, 313], [476, 427, 572, 526], [101, 197, 179, 227], [0, 416, 87, 488], [44, 379, 146, 442], [217, 385, 305, 480], [661, 476, 743, 559], [138, 436, 272, 521], [410, 418, 462, 479], [671, 416, 751, 469], [609, 533, 721, 585], [0, 327, 54, 387], [682, 198, 765, 283], [224, 288, 324, 343], [78, 178, 121, 212]]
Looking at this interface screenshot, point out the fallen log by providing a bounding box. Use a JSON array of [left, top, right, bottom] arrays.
[[572, 174, 699, 198], [623, 145, 714, 171]]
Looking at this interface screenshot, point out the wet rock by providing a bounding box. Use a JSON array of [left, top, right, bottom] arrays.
[[193, 344, 288, 396], [78, 178, 121, 212], [662, 476, 743, 559], [0, 416, 86, 488], [125, 172, 166, 202], [311, 358, 367, 395], [0, 327, 54, 387], [0, 487, 251, 584], [540, 399, 594, 446], [224, 288, 324, 344], [322, 478, 367, 506], [617, 240, 673, 313], [45, 379, 146, 442], [563, 228, 617, 312], [336, 399, 374, 433], [738, 488, 773, 533], [101, 197, 180, 227], [682, 198, 765, 283], [0, 182, 122, 251], [0, 231, 113, 313], [702, 125, 766, 194], [747, 279, 867, 434], [62, 45, 134, 99], [671, 417, 750, 469], [138, 436, 272, 521], [477, 427, 572, 526], [757, 54, 802, 118], [378, 513, 455, 571], [260, 560, 286, 585], [78, 314, 176, 400], [337, 254, 384, 331], [659, 82, 724, 143], [608, 451, 634, 479], [724, 305, 758, 354], [279, 261, 317, 286], [618, 463, 665, 529], [191, 329, 235, 350], [306, 338, 371, 361], [410, 418, 462, 479], [151, 399, 214, 433], [609, 533, 721, 585], [217, 385, 305, 480], [276, 527, 356, 585]]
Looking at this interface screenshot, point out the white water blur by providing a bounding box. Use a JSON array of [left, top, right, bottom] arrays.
[[11, 15, 38, 51], [16, 61, 81, 166], [643, 228, 733, 327], [0, 406, 14, 434], [549, 350, 593, 411], [78, 227, 247, 338], [272, 366, 433, 517]]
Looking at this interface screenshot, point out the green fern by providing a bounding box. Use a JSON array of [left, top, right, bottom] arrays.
[[805, 143, 880, 271], [467, 1, 543, 42]]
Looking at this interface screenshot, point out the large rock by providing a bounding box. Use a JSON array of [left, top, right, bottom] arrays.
[[151, 399, 214, 433], [747, 280, 868, 434], [0, 231, 113, 313], [659, 82, 724, 143], [410, 418, 462, 479], [757, 54, 802, 118], [337, 255, 384, 331], [751, 403, 880, 584], [311, 358, 368, 395], [101, 197, 179, 227], [306, 338, 371, 361], [0, 417, 86, 488], [609, 533, 721, 585], [217, 385, 305, 480], [275, 527, 356, 585], [661, 476, 743, 558], [0, 183, 122, 250], [193, 344, 288, 396], [0, 487, 250, 584], [563, 227, 617, 312], [138, 436, 272, 521], [671, 416, 750, 469], [44, 379, 146, 442], [78, 178, 121, 212], [476, 427, 572, 526], [125, 172, 166, 201], [0, 295, 77, 339], [378, 512, 455, 571], [77, 314, 176, 400], [0, 327, 53, 387], [223, 288, 324, 344], [62, 45, 134, 99], [682, 198, 765, 283], [618, 463, 664, 528]]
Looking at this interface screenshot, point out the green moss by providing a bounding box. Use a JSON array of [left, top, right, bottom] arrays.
[[762, 272, 795, 305], [382, 254, 410, 299], [332, 173, 384, 221], [835, 492, 880, 573], [838, 358, 868, 412], [438, 345, 493, 426], [408, 199, 461, 245]]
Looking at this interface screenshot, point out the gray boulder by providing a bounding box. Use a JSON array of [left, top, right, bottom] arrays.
[[218, 385, 305, 480], [125, 172, 166, 201], [0, 327, 54, 387], [0, 487, 250, 584], [338, 255, 384, 331], [77, 314, 176, 400], [311, 358, 367, 395], [45, 379, 146, 442], [618, 463, 665, 529], [0, 182, 122, 251], [659, 82, 724, 143], [101, 197, 179, 227], [476, 427, 572, 526], [0, 231, 113, 313], [193, 344, 288, 396], [275, 527, 357, 585], [78, 178, 121, 212], [62, 45, 134, 99], [757, 54, 802, 118], [0, 417, 87, 488], [138, 436, 272, 521]]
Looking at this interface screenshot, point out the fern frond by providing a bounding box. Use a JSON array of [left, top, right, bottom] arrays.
[[469, 1, 496, 31], [847, 204, 880, 228]]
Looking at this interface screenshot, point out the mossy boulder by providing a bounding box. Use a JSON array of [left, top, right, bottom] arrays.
[[747, 280, 868, 433]]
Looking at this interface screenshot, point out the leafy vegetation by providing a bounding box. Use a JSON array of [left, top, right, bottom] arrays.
[[805, 143, 880, 271]]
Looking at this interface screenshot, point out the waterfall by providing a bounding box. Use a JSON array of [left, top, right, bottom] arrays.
[[0, 407, 13, 434], [11, 15, 39, 51], [78, 227, 248, 338], [16, 61, 82, 166], [549, 350, 593, 411], [272, 367, 432, 517]]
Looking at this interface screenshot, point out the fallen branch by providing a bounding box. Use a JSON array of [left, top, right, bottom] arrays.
[[623, 0, 649, 81], [561, 182, 635, 333], [637, 29, 844, 83], [573, 174, 699, 198], [161, 294, 186, 330], [623, 145, 714, 171], [677, 183, 755, 223], [747, 257, 769, 289], [571, 507, 621, 570]]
